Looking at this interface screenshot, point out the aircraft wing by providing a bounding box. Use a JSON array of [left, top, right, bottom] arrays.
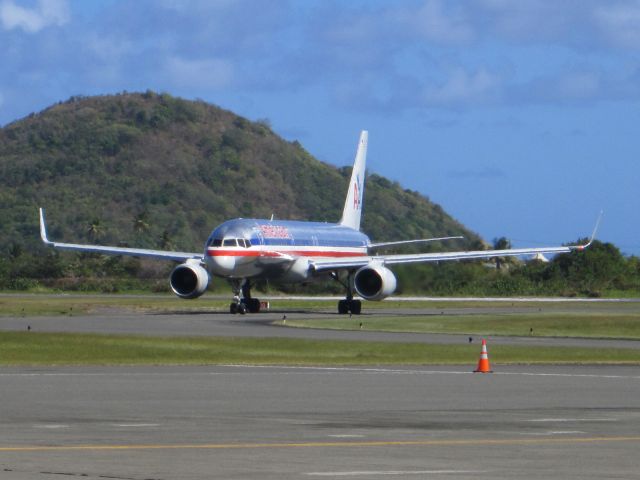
[[311, 243, 589, 273], [312, 212, 601, 272], [39, 209, 203, 262]]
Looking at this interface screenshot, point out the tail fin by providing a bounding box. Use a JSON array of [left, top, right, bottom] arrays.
[[340, 130, 368, 231]]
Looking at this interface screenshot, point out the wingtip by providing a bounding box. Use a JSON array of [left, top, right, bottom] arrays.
[[39, 207, 51, 244], [569, 210, 603, 251], [585, 209, 604, 247]]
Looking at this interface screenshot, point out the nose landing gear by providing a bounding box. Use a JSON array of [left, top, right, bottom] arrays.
[[229, 279, 261, 314]]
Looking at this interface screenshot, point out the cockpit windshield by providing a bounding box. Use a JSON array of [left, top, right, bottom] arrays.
[[208, 237, 251, 248]]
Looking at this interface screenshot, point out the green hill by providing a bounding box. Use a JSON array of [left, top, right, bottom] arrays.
[[1, 92, 636, 297], [0, 91, 479, 255]]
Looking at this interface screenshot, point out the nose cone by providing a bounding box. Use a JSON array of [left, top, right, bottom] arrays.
[[206, 252, 236, 275]]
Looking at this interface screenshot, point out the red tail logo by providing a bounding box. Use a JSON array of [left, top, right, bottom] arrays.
[[353, 175, 362, 210], [353, 181, 360, 209]]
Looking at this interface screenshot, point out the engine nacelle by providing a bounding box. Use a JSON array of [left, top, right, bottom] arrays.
[[281, 257, 312, 283], [170, 262, 210, 299], [353, 264, 397, 301]]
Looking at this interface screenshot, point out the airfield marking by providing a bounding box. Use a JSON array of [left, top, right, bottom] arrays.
[[520, 431, 587, 436], [1, 436, 640, 452], [113, 423, 160, 428], [527, 418, 617, 423], [305, 470, 486, 476]]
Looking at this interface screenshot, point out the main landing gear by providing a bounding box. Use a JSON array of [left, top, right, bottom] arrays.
[[332, 272, 362, 315], [229, 279, 261, 314]]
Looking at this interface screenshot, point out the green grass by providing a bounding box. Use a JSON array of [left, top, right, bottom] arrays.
[[287, 312, 640, 339], [284, 300, 640, 339], [0, 295, 504, 317], [1, 332, 640, 366], [3, 294, 638, 317], [0, 295, 452, 316], [0, 294, 231, 316]]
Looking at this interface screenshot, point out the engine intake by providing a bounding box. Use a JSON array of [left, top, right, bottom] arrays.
[[353, 264, 397, 301], [170, 262, 210, 299]]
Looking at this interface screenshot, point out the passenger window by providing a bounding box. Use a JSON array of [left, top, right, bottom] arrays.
[[223, 239, 237, 247]]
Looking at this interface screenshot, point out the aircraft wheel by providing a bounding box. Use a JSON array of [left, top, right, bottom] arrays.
[[350, 300, 362, 315], [237, 303, 247, 315], [230, 303, 238, 314], [338, 300, 349, 314], [247, 298, 261, 313]]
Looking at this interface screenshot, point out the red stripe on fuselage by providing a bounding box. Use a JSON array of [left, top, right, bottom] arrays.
[[206, 249, 367, 258]]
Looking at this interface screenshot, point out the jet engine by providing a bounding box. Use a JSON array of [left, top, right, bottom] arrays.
[[170, 262, 210, 299], [353, 264, 397, 301]]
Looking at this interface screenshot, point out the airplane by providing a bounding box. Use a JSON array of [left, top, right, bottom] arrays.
[[39, 130, 598, 314]]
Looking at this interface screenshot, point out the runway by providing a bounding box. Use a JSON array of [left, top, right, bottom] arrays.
[[1, 364, 640, 479]]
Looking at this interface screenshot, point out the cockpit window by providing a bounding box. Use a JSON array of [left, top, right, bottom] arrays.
[[237, 239, 246, 248], [210, 238, 222, 247], [223, 238, 237, 247], [244, 239, 252, 248]]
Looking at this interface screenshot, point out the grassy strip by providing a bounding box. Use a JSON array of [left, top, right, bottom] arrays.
[[0, 295, 230, 316], [0, 296, 472, 316], [288, 311, 640, 339], [3, 294, 638, 317], [1, 332, 640, 366]]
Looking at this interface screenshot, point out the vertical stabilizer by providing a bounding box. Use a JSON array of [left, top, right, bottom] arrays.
[[339, 130, 368, 231]]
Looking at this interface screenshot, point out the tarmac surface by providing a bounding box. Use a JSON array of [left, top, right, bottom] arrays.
[[1, 300, 640, 478], [1, 364, 640, 479]]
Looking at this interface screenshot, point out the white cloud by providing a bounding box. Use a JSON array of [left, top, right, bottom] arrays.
[[410, 0, 474, 44], [508, 70, 604, 105], [555, 71, 601, 100], [423, 68, 502, 107], [85, 33, 134, 63], [593, 2, 640, 49], [164, 56, 234, 89], [0, 0, 69, 33]]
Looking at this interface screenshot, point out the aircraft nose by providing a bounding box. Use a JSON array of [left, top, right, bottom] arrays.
[[207, 252, 236, 275]]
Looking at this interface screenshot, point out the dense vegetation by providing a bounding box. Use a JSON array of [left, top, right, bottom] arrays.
[[0, 92, 637, 297], [394, 239, 640, 297]]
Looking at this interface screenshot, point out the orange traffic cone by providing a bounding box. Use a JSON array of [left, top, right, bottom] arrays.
[[473, 338, 493, 373]]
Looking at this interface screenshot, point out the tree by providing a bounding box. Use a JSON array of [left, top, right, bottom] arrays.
[[86, 218, 104, 241], [159, 230, 174, 250], [492, 236, 511, 270], [552, 240, 627, 296], [133, 211, 150, 234]]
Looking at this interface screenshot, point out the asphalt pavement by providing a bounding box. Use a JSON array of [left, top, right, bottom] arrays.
[[1, 364, 639, 479]]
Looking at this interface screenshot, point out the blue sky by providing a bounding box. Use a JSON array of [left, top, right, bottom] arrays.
[[1, 0, 639, 254]]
